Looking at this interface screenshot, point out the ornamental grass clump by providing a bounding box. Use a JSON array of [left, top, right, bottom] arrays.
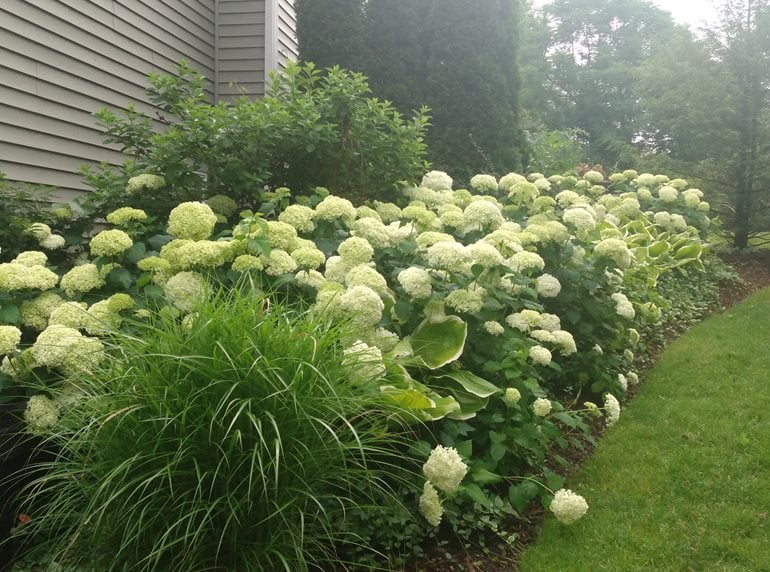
[[13, 286, 421, 571]]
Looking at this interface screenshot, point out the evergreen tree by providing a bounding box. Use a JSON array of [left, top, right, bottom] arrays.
[[295, 0, 366, 71], [296, 0, 530, 182], [423, 0, 528, 180]]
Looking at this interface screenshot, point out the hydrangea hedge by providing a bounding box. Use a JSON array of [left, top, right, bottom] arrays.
[[0, 168, 716, 562]]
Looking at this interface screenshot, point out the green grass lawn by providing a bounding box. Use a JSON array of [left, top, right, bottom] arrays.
[[519, 287, 770, 572]]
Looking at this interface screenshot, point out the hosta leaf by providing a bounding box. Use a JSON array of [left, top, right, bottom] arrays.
[[411, 315, 467, 369], [434, 370, 501, 398]]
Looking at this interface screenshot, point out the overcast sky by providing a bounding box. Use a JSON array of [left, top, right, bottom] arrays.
[[532, 0, 721, 31], [652, 0, 720, 30]]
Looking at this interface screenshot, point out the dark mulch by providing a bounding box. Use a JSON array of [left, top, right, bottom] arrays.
[[408, 250, 770, 572]]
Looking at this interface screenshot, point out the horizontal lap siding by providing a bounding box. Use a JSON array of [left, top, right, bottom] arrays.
[[217, 0, 266, 100], [0, 0, 216, 198]]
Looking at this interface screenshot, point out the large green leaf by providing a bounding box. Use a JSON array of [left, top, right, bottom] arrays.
[[411, 315, 467, 369], [434, 370, 501, 398]]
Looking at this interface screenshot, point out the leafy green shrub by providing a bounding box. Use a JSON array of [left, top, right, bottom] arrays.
[[0, 173, 89, 265], [12, 286, 421, 571], [0, 165, 724, 565], [81, 61, 429, 219]]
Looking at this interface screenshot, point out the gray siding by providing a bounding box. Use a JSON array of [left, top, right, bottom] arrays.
[[0, 0, 216, 200], [275, 0, 298, 69], [216, 0, 267, 99]]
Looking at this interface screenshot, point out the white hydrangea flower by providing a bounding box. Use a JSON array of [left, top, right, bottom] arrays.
[[278, 204, 316, 233], [463, 200, 504, 231], [618, 373, 628, 391], [507, 251, 545, 273], [338, 237, 375, 265], [555, 190, 583, 208], [466, 241, 504, 268], [538, 313, 561, 332], [445, 287, 486, 314], [624, 348, 635, 361], [167, 202, 218, 241], [350, 218, 394, 249], [0, 325, 22, 355], [164, 271, 207, 312], [503, 387, 521, 405], [265, 249, 298, 276], [470, 174, 498, 193], [535, 273, 561, 298], [507, 181, 540, 204], [562, 208, 596, 232], [532, 397, 552, 417], [627, 371, 639, 385], [498, 172, 527, 192], [483, 321, 504, 336], [421, 170, 453, 191], [583, 170, 604, 184], [658, 185, 679, 202], [604, 393, 621, 426], [106, 207, 148, 226], [529, 345, 552, 366], [89, 229, 133, 257], [629, 328, 640, 345], [12, 251, 48, 267], [595, 238, 632, 269], [419, 481, 443, 527], [425, 241, 468, 273], [24, 394, 60, 434], [633, 173, 657, 188], [396, 266, 431, 300], [291, 246, 326, 270], [266, 221, 298, 251], [337, 286, 384, 330], [423, 445, 468, 494], [505, 309, 541, 332], [295, 269, 326, 289], [530, 329, 556, 343], [374, 201, 402, 223], [345, 265, 388, 296], [126, 173, 165, 193], [611, 292, 636, 320], [552, 330, 577, 356], [315, 195, 358, 226], [342, 340, 386, 381], [415, 231, 456, 251], [550, 489, 589, 524]]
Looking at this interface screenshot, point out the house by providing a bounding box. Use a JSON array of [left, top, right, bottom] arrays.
[[0, 0, 297, 202]]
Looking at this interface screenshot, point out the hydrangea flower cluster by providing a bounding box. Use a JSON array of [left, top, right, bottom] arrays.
[[549, 489, 589, 524], [423, 445, 468, 496], [167, 202, 218, 240], [24, 394, 60, 434]]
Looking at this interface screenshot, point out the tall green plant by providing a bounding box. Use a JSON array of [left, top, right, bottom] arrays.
[[12, 286, 421, 571]]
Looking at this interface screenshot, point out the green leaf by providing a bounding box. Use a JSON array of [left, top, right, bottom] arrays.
[[649, 240, 670, 257], [411, 315, 467, 369], [490, 442, 507, 462], [0, 303, 20, 324], [463, 483, 493, 508], [454, 439, 473, 459], [107, 268, 133, 291], [124, 242, 148, 264], [508, 481, 541, 513], [674, 243, 702, 260], [471, 467, 504, 485], [147, 234, 173, 250], [434, 370, 501, 398]]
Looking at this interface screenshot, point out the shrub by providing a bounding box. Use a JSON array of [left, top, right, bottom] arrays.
[[12, 286, 421, 571], [80, 61, 429, 219], [0, 166, 726, 565]]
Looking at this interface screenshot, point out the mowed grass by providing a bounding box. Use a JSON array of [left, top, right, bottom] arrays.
[[519, 287, 770, 572]]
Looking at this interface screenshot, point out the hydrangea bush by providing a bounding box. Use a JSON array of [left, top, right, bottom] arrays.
[[0, 168, 719, 563]]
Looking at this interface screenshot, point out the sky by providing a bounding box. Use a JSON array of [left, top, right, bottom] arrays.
[[651, 0, 720, 30], [532, 0, 721, 31]]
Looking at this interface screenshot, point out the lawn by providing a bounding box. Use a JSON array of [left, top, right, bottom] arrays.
[[518, 287, 770, 571]]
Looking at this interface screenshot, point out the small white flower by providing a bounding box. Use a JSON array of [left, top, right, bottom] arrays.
[[419, 481, 443, 527]]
